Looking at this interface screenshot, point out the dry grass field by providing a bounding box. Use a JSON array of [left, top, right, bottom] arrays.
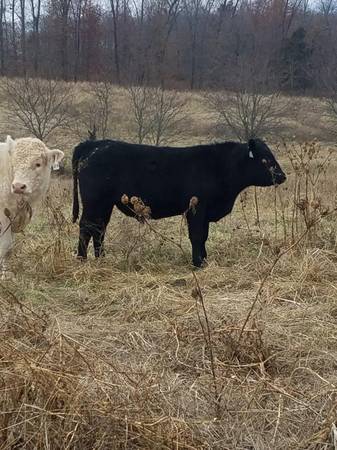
[[1, 84, 337, 449]]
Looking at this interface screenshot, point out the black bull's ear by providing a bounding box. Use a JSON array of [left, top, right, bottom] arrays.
[[248, 139, 256, 158], [248, 139, 256, 151]]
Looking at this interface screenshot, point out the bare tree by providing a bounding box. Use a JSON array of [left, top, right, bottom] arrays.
[[51, 0, 72, 79], [71, 81, 115, 139], [325, 83, 337, 136], [319, 45, 337, 136], [144, 0, 182, 84], [206, 90, 288, 141], [71, 0, 85, 81], [127, 84, 154, 144], [183, 0, 201, 90], [205, 54, 290, 141], [320, 0, 337, 18], [183, 0, 215, 89], [128, 84, 187, 145], [327, 96, 337, 120], [319, 0, 337, 60], [10, 0, 18, 70], [91, 81, 114, 139], [2, 78, 73, 140], [132, 0, 145, 23], [280, 0, 303, 39], [150, 87, 187, 145]]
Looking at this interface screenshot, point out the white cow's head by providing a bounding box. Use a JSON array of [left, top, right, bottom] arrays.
[[7, 136, 64, 201]]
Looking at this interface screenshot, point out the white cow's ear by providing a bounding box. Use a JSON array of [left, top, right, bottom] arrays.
[[6, 135, 15, 153], [47, 149, 64, 170]]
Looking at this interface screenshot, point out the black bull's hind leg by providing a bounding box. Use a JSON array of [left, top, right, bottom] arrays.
[[77, 203, 114, 259], [78, 217, 91, 259], [186, 208, 209, 267]]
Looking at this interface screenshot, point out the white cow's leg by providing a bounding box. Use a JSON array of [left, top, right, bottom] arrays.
[[0, 214, 14, 280]]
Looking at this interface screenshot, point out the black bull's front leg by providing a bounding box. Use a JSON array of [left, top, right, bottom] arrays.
[[186, 206, 209, 267]]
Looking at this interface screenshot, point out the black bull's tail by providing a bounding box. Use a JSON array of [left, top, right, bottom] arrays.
[[72, 153, 80, 223]]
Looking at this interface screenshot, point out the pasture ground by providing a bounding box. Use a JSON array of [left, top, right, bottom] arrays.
[[1, 86, 337, 449]]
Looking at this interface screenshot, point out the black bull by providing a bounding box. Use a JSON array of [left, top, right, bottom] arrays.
[[72, 138, 286, 267]]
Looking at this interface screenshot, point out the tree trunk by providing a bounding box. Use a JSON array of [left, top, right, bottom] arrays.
[[60, 0, 71, 80], [30, 0, 41, 74], [0, 0, 5, 75], [73, 0, 83, 81], [11, 0, 17, 70], [110, 0, 121, 84], [20, 0, 26, 75]]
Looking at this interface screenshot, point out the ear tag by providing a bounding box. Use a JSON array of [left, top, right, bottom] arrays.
[[52, 161, 60, 170], [249, 150, 254, 159]]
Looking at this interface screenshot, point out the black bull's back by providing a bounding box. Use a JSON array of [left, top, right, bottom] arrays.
[[72, 139, 286, 266]]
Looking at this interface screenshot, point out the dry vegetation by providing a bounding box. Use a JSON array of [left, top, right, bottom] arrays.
[[1, 83, 337, 449]]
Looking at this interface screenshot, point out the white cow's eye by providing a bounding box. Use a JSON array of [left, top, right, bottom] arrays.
[[35, 162, 41, 168]]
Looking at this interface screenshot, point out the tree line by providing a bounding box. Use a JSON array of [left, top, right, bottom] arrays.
[[0, 0, 336, 94]]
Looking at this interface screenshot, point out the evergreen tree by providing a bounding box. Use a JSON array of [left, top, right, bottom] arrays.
[[281, 27, 312, 91]]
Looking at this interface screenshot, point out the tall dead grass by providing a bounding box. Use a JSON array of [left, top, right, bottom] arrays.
[[1, 142, 337, 449]]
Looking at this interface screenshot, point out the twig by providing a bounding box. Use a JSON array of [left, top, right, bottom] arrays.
[[272, 394, 283, 445]]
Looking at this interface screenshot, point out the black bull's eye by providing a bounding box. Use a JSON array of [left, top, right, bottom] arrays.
[[262, 160, 277, 174], [261, 160, 282, 180]]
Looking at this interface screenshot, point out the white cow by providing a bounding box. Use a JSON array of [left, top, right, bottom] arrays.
[[0, 136, 64, 279]]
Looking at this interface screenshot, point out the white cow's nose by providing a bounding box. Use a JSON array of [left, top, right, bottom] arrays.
[[12, 182, 27, 194]]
